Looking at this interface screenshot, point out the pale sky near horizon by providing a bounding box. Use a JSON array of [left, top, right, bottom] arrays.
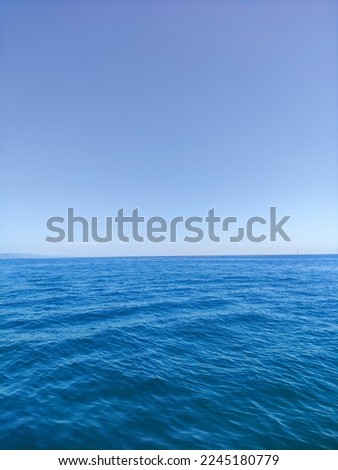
[[0, 0, 337, 256]]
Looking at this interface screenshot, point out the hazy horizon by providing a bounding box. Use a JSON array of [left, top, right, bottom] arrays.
[[1, 251, 338, 260]]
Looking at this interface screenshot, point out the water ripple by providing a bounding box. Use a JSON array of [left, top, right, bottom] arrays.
[[1, 255, 337, 449]]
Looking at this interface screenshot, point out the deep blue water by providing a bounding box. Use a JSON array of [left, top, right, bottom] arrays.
[[0, 255, 337, 450]]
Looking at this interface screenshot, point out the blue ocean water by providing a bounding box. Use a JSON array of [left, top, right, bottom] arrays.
[[0, 255, 337, 450]]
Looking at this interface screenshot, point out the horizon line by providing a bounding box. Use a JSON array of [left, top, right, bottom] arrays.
[[1, 252, 338, 260]]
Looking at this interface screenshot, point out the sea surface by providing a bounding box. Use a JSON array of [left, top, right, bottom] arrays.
[[0, 255, 337, 450]]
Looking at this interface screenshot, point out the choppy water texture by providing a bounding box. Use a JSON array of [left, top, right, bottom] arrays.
[[1, 255, 337, 449]]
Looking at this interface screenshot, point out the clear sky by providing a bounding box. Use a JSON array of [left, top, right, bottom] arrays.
[[0, 0, 337, 256]]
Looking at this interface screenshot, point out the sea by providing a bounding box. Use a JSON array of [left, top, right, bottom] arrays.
[[0, 255, 337, 450]]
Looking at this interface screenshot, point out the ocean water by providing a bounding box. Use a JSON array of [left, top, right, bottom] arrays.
[[0, 255, 337, 450]]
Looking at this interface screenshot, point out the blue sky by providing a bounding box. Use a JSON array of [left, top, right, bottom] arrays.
[[0, 0, 337, 256]]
